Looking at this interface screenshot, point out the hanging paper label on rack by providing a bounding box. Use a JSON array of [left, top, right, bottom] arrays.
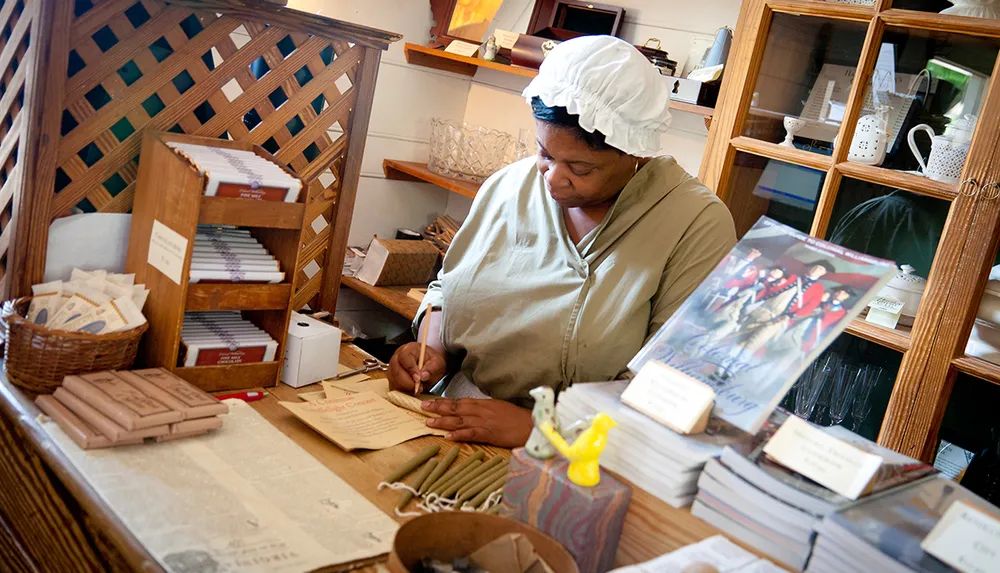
[[147, 220, 188, 285]]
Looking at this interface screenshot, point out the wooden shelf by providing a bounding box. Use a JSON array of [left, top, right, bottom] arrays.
[[383, 159, 480, 198], [836, 162, 958, 202], [671, 101, 715, 117], [953, 355, 1000, 386], [730, 136, 834, 172], [198, 196, 306, 229], [185, 283, 293, 311], [174, 362, 282, 393], [404, 42, 538, 79], [845, 318, 912, 352], [341, 276, 422, 321]]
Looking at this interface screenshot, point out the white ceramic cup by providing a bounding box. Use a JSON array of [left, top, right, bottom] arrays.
[[908, 123, 970, 184]]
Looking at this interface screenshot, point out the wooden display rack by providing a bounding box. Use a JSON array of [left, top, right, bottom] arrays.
[[126, 131, 305, 392]]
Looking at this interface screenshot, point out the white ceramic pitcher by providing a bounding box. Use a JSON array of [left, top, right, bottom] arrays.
[[908, 124, 970, 184]]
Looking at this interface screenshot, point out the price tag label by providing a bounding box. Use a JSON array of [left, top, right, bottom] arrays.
[[762, 416, 883, 499], [865, 295, 904, 329], [147, 220, 188, 285], [621, 360, 715, 434], [922, 500, 1000, 573]]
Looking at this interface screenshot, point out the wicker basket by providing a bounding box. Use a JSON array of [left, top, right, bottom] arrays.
[[3, 297, 148, 394]]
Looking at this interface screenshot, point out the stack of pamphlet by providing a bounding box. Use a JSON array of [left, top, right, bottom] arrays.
[[556, 381, 751, 508], [692, 411, 937, 570], [611, 534, 790, 572], [806, 477, 999, 573]]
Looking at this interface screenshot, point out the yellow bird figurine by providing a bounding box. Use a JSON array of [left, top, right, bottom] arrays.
[[538, 413, 616, 487]]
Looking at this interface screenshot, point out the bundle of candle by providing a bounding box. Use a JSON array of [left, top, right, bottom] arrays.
[[167, 141, 302, 202], [27, 269, 149, 334], [34, 368, 228, 450], [181, 312, 278, 367], [192, 226, 284, 283], [378, 445, 507, 517]]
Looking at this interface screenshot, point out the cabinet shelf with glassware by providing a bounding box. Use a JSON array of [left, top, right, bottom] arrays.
[[700, 0, 1000, 484]]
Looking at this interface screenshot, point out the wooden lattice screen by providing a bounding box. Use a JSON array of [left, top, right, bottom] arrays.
[[2, 0, 399, 312]]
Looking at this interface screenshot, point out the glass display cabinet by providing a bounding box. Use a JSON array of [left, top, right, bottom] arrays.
[[701, 0, 1000, 469]]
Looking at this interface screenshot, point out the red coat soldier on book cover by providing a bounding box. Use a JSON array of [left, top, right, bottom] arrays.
[[630, 217, 896, 434]]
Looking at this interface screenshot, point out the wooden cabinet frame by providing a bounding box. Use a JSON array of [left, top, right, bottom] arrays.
[[700, 0, 1000, 459]]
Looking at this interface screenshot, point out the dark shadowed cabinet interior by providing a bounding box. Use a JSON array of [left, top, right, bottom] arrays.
[[702, 0, 1000, 464]]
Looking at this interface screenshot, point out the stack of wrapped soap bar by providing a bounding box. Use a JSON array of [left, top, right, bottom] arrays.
[[181, 312, 278, 366], [192, 226, 284, 284], [35, 368, 228, 450], [167, 142, 301, 202]]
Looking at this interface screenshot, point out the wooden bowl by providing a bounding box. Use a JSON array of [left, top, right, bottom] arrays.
[[387, 511, 579, 573]]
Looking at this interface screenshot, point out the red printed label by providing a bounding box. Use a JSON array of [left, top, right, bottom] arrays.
[[216, 183, 288, 202], [194, 345, 268, 366]]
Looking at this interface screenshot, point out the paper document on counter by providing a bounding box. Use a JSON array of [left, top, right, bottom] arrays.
[[281, 391, 444, 451], [39, 399, 398, 572]]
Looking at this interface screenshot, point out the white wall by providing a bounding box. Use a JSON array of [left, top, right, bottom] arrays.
[[287, 0, 471, 246]]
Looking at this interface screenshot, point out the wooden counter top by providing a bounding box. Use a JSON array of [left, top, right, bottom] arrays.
[[0, 344, 726, 572]]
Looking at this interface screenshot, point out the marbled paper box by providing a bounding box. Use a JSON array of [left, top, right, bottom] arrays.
[[500, 447, 631, 573]]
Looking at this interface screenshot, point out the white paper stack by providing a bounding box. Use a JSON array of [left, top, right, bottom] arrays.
[[556, 381, 751, 508], [191, 226, 284, 284], [611, 534, 790, 573], [168, 142, 302, 202], [181, 312, 278, 367]]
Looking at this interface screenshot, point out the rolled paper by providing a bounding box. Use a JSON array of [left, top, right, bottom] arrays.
[[419, 445, 459, 494], [457, 464, 509, 505], [426, 450, 484, 492], [431, 460, 483, 498], [469, 476, 507, 509], [384, 445, 440, 484], [486, 503, 502, 515], [441, 458, 502, 499], [397, 459, 436, 512]]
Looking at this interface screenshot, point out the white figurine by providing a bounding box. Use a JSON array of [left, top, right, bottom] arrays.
[[526, 386, 558, 459], [483, 36, 498, 61]]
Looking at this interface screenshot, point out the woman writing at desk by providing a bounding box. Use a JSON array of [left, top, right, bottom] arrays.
[[387, 36, 736, 447]]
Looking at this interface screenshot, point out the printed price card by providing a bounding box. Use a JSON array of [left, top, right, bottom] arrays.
[[147, 220, 188, 285], [922, 500, 1000, 573], [763, 416, 883, 499]]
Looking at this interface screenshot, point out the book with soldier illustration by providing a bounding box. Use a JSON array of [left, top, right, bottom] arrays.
[[629, 217, 896, 434]]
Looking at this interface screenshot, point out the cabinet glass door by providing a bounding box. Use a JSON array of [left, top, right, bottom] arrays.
[[843, 27, 1000, 182], [741, 13, 869, 155]]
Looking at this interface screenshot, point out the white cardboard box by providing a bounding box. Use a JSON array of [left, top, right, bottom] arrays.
[[281, 312, 342, 388]]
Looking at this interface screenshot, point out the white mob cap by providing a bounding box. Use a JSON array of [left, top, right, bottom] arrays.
[[522, 35, 672, 157]]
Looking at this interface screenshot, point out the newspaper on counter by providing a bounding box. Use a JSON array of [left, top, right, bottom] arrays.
[[39, 399, 399, 572]]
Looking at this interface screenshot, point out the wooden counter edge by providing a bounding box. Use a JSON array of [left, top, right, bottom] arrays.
[[0, 373, 159, 571]]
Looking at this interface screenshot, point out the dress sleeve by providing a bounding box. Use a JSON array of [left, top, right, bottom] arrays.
[[648, 200, 736, 338]]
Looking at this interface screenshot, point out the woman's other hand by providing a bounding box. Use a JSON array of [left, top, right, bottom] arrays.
[[387, 342, 448, 393], [422, 399, 533, 448]]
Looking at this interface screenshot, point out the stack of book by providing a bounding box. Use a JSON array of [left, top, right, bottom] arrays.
[[35, 368, 228, 449], [556, 381, 752, 508], [181, 312, 279, 366], [691, 411, 937, 570], [807, 477, 998, 573], [168, 142, 301, 202], [192, 226, 284, 284]]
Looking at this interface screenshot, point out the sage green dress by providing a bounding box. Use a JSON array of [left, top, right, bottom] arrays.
[[417, 157, 736, 406]]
